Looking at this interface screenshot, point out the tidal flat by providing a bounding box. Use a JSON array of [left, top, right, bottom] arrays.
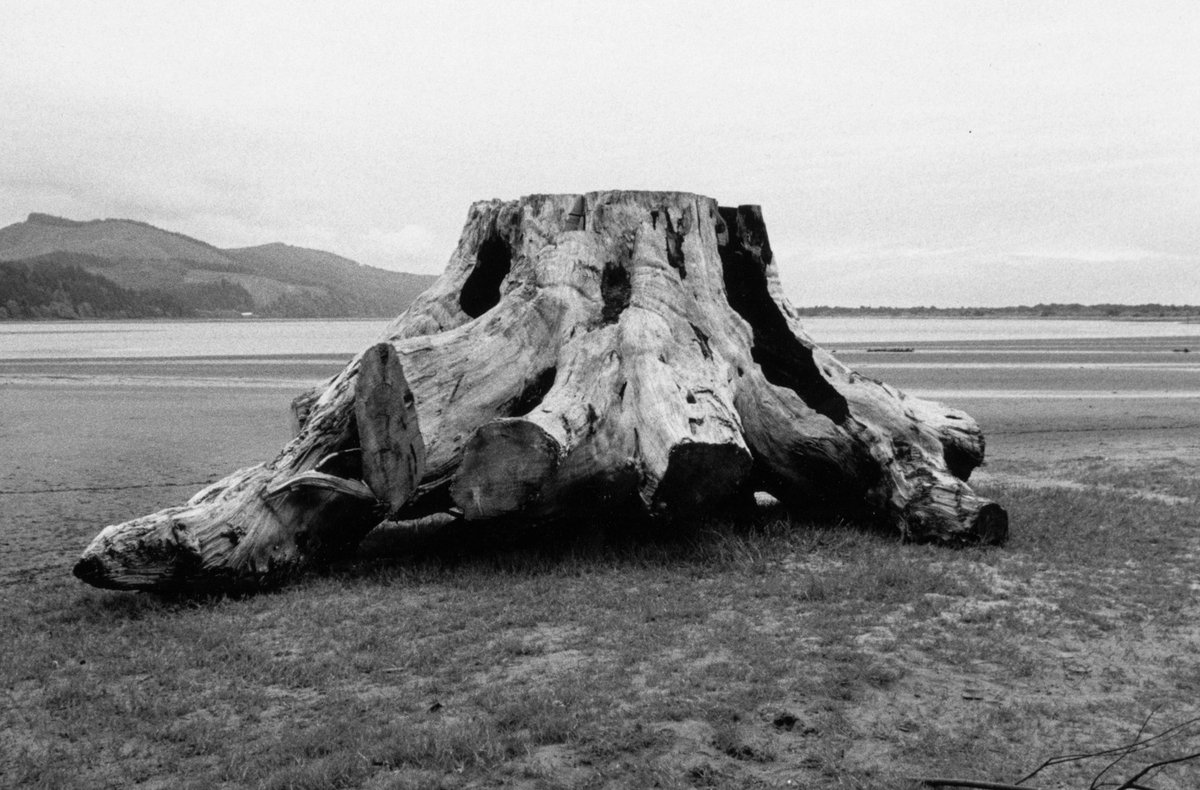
[[2, 333, 1199, 789]]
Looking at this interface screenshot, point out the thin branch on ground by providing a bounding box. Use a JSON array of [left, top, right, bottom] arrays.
[[1114, 750, 1200, 790], [1012, 712, 1200, 788], [1088, 707, 1162, 789], [913, 778, 1041, 790], [917, 712, 1200, 790]]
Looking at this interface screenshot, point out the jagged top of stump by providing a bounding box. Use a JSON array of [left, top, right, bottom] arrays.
[[467, 190, 758, 212]]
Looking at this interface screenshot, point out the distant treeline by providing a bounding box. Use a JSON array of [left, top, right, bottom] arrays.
[[0, 257, 390, 320], [794, 304, 1200, 319], [0, 258, 252, 319], [0, 249, 432, 319], [256, 288, 381, 319]]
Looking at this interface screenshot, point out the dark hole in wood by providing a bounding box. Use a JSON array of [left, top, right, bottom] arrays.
[[715, 216, 729, 246], [942, 442, 975, 481], [664, 212, 686, 278], [459, 231, 512, 318], [717, 205, 849, 424], [601, 261, 631, 325], [508, 366, 557, 417], [391, 482, 455, 522]]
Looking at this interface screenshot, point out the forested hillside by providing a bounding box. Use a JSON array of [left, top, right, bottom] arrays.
[[0, 213, 435, 319], [0, 254, 252, 319]]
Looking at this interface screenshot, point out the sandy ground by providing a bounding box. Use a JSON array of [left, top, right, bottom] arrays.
[[2, 338, 1199, 588], [841, 338, 1200, 467], [1, 372, 308, 587]]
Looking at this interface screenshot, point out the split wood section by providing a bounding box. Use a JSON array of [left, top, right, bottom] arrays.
[[75, 191, 1007, 592]]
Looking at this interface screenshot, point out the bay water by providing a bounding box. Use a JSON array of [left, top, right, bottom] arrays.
[[3, 317, 1200, 360]]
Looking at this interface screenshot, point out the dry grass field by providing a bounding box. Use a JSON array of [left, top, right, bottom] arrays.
[[2, 337, 1199, 789]]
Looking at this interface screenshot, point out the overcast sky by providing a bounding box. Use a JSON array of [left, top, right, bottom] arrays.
[[3, 1, 1198, 306]]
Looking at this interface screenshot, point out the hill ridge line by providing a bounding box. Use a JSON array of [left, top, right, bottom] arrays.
[[24, 212, 234, 259]]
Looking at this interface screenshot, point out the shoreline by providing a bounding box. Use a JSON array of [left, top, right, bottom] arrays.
[[4, 312, 1200, 325]]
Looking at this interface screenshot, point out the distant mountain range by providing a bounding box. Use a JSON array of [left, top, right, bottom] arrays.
[[0, 213, 436, 319]]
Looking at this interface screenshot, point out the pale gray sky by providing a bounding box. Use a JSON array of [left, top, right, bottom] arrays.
[[3, 1, 1198, 305]]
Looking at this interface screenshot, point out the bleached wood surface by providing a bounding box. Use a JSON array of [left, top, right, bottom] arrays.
[[75, 191, 1005, 592]]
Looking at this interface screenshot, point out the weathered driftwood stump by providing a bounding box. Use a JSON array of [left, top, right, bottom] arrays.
[[75, 191, 1006, 592]]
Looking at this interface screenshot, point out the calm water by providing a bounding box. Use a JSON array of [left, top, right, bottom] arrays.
[[801, 316, 1200, 344], [2, 317, 1200, 359], [0, 319, 387, 359]]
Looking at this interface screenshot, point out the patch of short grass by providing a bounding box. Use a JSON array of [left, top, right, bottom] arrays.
[[5, 459, 1200, 788]]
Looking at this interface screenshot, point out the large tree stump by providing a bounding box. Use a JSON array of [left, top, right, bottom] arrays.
[[75, 191, 1006, 592]]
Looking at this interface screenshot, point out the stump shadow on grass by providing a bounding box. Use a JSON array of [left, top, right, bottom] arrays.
[[80, 499, 903, 611], [337, 496, 898, 579], [78, 581, 237, 617]]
